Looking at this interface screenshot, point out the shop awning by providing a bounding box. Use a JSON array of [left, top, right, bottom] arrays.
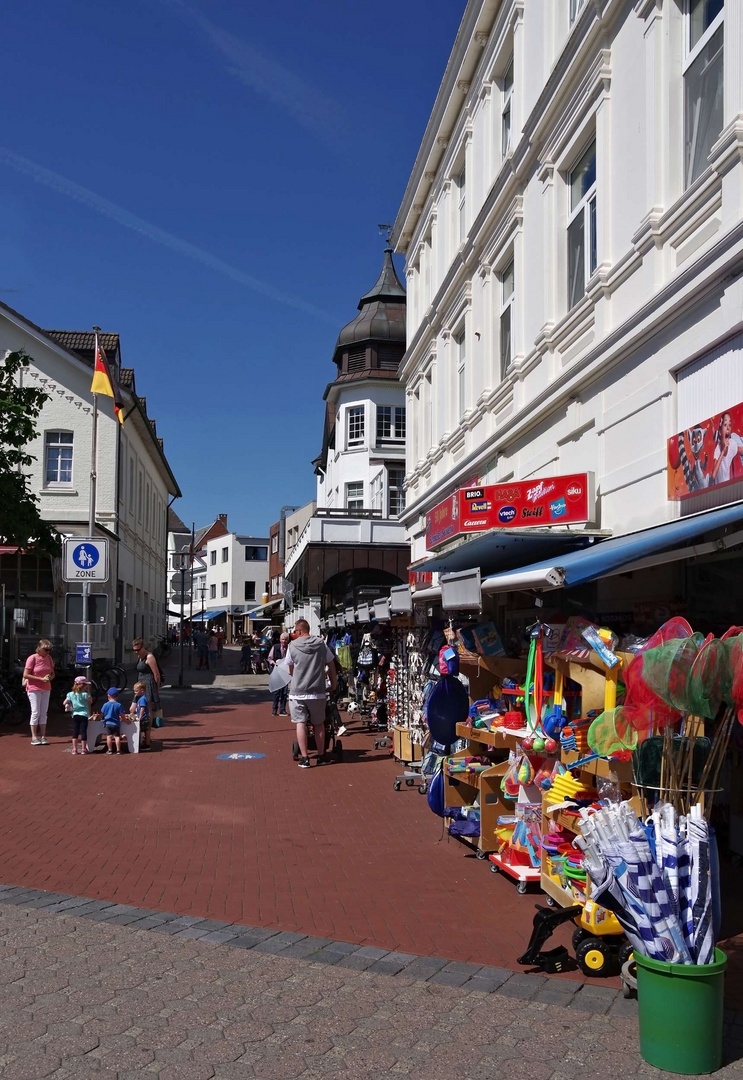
[[411, 527, 601, 575], [245, 598, 282, 618], [190, 609, 227, 622], [481, 503, 743, 594]]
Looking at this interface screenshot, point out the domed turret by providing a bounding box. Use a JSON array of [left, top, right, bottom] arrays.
[[332, 248, 406, 378]]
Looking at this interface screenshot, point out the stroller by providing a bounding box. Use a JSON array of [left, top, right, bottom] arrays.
[[291, 693, 344, 762]]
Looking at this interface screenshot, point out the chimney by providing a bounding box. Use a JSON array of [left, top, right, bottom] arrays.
[[217, 514, 227, 525]]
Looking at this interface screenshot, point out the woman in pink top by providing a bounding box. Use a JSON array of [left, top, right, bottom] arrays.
[[23, 639, 55, 746]]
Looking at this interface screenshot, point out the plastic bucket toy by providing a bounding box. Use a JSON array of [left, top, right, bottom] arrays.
[[635, 948, 726, 1074]]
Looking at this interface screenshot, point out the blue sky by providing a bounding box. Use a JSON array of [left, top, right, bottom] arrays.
[[1, 0, 463, 535]]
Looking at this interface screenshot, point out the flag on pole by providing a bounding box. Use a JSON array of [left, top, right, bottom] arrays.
[[91, 331, 125, 425]]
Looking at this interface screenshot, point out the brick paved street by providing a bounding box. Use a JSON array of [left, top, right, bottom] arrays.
[[0, 649, 576, 973], [1, 649, 743, 1075]]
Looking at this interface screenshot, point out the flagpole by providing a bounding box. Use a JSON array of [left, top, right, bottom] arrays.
[[84, 388, 98, 677]]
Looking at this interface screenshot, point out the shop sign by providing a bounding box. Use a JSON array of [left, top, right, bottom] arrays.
[[409, 570, 433, 589], [668, 400, 743, 499], [425, 473, 594, 550]]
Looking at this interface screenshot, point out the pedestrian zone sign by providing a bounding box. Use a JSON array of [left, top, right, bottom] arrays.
[[63, 538, 109, 582], [75, 643, 92, 665]]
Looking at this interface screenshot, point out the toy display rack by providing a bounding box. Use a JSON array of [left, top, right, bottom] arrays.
[[541, 651, 634, 907], [445, 656, 528, 859]]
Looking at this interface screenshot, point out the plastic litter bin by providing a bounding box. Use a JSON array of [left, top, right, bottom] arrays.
[[635, 948, 727, 1075]]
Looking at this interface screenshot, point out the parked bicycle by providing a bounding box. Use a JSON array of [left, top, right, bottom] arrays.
[[91, 658, 127, 692]]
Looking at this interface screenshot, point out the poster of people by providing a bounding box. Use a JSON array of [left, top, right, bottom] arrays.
[[667, 401, 743, 499]]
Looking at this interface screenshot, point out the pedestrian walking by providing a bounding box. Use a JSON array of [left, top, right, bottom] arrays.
[[216, 627, 224, 659], [23, 639, 55, 746], [64, 675, 93, 755], [208, 630, 219, 669], [268, 632, 290, 715], [194, 627, 209, 670], [286, 619, 337, 769], [239, 639, 252, 674], [132, 638, 163, 727]]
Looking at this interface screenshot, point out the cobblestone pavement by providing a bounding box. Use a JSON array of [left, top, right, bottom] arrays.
[[3, 896, 742, 1080]]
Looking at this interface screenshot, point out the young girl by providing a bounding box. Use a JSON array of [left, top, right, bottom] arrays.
[[132, 681, 151, 750], [64, 675, 94, 755]]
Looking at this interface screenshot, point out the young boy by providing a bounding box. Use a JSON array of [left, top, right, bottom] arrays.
[[132, 681, 151, 750], [100, 687, 128, 754], [64, 675, 94, 755]]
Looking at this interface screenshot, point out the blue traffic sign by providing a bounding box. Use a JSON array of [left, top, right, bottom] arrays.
[[216, 752, 266, 761], [75, 642, 92, 665], [72, 543, 100, 569]]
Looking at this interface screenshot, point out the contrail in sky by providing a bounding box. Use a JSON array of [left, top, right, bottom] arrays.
[[0, 148, 337, 325], [159, 0, 349, 150]]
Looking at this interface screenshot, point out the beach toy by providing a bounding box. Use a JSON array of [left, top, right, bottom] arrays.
[[544, 772, 588, 804], [517, 757, 535, 785]]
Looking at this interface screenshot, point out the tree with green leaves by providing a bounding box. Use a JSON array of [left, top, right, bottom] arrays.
[[0, 349, 60, 553]]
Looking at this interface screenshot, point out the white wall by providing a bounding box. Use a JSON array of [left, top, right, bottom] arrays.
[[204, 533, 269, 614], [396, 0, 743, 563], [0, 308, 177, 656], [319, 381, 407, 514]]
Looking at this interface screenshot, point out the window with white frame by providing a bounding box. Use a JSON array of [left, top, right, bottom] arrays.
[[44, 431, 73, 486], [221, 581, 228, 598], [210, 583, 216, 600], [376, 405, 406, 442], [457, 165, 466, 244], [501, 60, 513, 160], [370, 471, 384, 512], [346, 481, 364, 512], [347, 405, 364, 446], [221, 546, 229, 563], [388, 467, 406, 517], [500, 261, 514, 377], [455, 330, 466, 416], [271, 533, 278, 554], [128, 458, 134, 514], [210, 549, 217, 566], [567, 140, 597, 309], [684, 0, 724, 188], [570, 0, 586, 23]]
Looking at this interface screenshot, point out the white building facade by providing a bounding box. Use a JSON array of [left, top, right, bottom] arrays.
[[0, 306, 180, 662], [394, 0, 743, 610], [202, 532, 269, 640]]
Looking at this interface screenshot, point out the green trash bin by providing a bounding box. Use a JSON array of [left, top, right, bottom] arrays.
[[635, 948, 727, 1075]]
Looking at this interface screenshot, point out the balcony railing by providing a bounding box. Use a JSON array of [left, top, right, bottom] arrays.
[[315, 507, 384, 519]]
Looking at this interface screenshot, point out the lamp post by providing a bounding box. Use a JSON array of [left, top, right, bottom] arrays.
[[172, 552, 191, 689]]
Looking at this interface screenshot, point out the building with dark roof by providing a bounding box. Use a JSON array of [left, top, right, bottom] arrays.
[[283, 250, 409, 628]]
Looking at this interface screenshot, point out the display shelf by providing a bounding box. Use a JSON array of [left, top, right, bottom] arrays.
[[540, 872, 583, 907], [455, 722, 525, 752], [444, 758, 512, 856]]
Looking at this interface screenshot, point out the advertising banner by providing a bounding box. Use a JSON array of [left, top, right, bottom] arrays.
[[425, 473, 594, 550], [667, 401, 743, 499]]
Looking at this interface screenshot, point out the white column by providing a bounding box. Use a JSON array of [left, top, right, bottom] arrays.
[[724, 0, 743, 127]]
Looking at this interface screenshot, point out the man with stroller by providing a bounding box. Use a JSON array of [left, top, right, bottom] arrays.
[[286, 619, 337, 769]]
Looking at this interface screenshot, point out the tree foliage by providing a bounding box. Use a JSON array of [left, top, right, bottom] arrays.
[[0, 349, 61, 553]]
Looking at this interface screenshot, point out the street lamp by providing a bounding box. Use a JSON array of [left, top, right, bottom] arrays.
[[172, 551, 191, 689]]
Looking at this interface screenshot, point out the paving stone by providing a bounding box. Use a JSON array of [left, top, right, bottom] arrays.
[[277, 937, 332, 959], [608, 994, 639, 1018], [126, 912, 182, 930], [429, 961, 484, 987], [309, 942, 359, 965], [496, 973, 547, 1000], [0, 889, 50, 906], [253, 932, 307, 954], [16, 893, 71, 910], [461, 967, 513, 993], [149, 916, 211, 935], [174, 926, 213, 939], [337, 946, 390, 970], [533, 981, 581, 1005], [199, 928, 244, 944], [61, 900, 117, 918], [397, 955, 450, 981], [366, 950, 418, 975], [229, 929, 280, 949], [568, 985, 620, 1013], [188, 920, 234, 933], [39, 896, 97, 914]]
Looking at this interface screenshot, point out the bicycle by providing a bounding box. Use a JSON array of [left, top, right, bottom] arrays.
[[91, 658, 127, 692], [0, 681, 25, 726]]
